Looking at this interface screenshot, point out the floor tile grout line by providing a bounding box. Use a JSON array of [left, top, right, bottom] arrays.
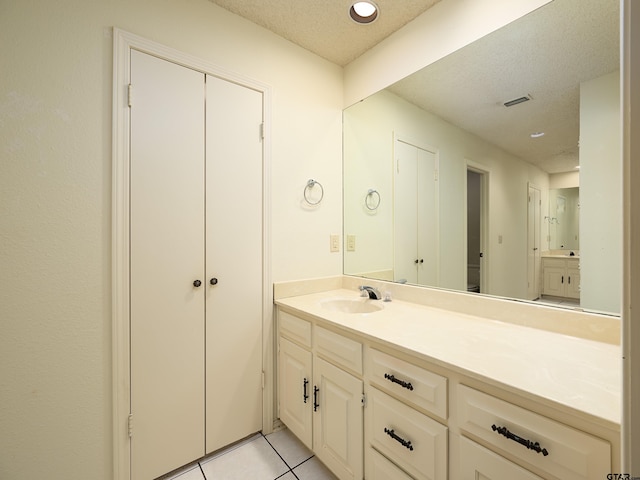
[[262, 431, 315, 468], [197, 461, 207, 480], [262, 431, 298, 471]]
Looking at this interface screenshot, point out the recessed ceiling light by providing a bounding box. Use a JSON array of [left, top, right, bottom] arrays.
[[530, 132, 545, 138], [350, 1, 378, 24]]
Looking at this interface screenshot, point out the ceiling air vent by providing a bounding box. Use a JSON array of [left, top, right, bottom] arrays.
[[503, 95, 532, 107]]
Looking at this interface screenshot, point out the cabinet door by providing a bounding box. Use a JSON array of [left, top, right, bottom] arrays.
[[313, 357, 364, 480], [567, 266, 581, 299], [205, 75, 264, 454], [459, 436, 543, 480], [130, 50, 206, 480], [279, 337, 313, 449], [542, 265, 565, 296]]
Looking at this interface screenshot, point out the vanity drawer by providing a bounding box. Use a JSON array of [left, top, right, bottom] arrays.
[[368, 348, 447, 420], [278, 310, 311, 348], [366, 446, 414, 480], [457, 384, 610, 480], [367, 386, 447, 480], [315, 326, 362, 374], [459, 435, 543, 479]]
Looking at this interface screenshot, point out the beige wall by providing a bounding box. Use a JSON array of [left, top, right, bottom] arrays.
[[0, 1, 342, 478]]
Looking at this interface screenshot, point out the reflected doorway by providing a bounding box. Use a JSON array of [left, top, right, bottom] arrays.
[[466, 166, 488, 294]]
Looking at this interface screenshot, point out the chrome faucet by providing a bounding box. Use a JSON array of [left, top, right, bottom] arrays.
[[359, 285, 382, 300]]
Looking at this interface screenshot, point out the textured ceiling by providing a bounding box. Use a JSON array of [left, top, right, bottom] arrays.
[[208, 0, 441, 66], [388, 0, 619, 173], [208, 0, 619, 174]]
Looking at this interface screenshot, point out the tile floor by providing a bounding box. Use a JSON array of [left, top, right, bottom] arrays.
[[535, 295, 581, 308], [160, 428, 337, 480]]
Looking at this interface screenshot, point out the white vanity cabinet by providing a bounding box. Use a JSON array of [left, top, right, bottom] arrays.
[[274, 294, 618, 480], [278, 309, 364, 480], [456, 385, 611, 480], [542, 257, 580, 299], [365, 348, 448, 480]]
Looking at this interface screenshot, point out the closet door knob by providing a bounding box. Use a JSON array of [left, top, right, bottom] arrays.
[[193, 280, 202, 287], [210, 278, 218, 286]]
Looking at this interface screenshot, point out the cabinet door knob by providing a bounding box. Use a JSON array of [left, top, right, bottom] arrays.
[[193, 280, 202, 287], [210, 277, 218, 286]]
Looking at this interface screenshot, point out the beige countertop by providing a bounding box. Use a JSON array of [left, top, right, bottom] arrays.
[[275, 288, 621, 428]]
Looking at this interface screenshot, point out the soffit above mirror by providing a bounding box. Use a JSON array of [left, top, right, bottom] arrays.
[[207, 0, 441, 66]]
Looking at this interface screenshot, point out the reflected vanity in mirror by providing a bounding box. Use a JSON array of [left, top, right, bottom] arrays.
[[343, 0, 621, 315]]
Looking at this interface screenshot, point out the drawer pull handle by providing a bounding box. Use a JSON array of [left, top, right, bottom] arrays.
[[491, 424, 549, 456], [384, 428, 414, 451], [303, 378, 309, 403], [384, 373, 414, 391], [313, 386, 320, 411]]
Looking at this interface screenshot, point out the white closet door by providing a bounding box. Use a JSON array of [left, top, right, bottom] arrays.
[[130, 50, 206, 480], [205, 75, 263, 453], [394, 140, 419, 284], [394, 140, 438, 286], [416, 147, 438, 286]]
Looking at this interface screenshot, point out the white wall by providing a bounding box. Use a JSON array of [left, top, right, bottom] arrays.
[[0, 1, 342, 478], [580, 71, 622, 314], [343, 90, 549, 299]]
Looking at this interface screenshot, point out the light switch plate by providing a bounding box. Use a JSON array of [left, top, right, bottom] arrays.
[[347, 235, 356, 252], [330, 234, 340, 252]]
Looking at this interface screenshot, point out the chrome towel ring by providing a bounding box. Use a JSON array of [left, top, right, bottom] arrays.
[[304, 179, 324, 205], [365, 189, 381, 210]]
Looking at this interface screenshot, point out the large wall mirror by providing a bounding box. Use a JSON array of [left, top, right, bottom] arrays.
[[343, 0, 621, 315]]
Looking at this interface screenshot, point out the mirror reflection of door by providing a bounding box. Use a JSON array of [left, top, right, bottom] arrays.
[[467, 170, 482, 293], [393, 137, 438, 285], [527, 185, 542, 300]]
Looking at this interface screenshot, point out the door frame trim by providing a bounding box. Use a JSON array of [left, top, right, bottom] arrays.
[[112, 28, 273, 480]]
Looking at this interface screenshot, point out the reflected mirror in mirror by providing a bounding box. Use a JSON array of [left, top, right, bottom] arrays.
[[343, 0, 621, 315], [548, 187, 579, 251]]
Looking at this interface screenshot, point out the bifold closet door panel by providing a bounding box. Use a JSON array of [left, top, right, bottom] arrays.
[[394, 140, 419, 284], [205, 74, 263, 454], [130, 50, 206, 480]]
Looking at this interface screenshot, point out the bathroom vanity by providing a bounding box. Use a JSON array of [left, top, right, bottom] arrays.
[[274, 276, 620, 480], [541, 252, 581, 300]]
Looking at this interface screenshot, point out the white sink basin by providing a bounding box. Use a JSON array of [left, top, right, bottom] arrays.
[[320, 298, 383, 314]]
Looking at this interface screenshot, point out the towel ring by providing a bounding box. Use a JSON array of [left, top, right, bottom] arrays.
[[304, 179, 324, 206], [365, 189, 381, 210]]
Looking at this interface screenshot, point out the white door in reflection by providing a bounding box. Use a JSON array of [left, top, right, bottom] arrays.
[[393, 138, 438, 285], [527, 184, 542, 300]]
